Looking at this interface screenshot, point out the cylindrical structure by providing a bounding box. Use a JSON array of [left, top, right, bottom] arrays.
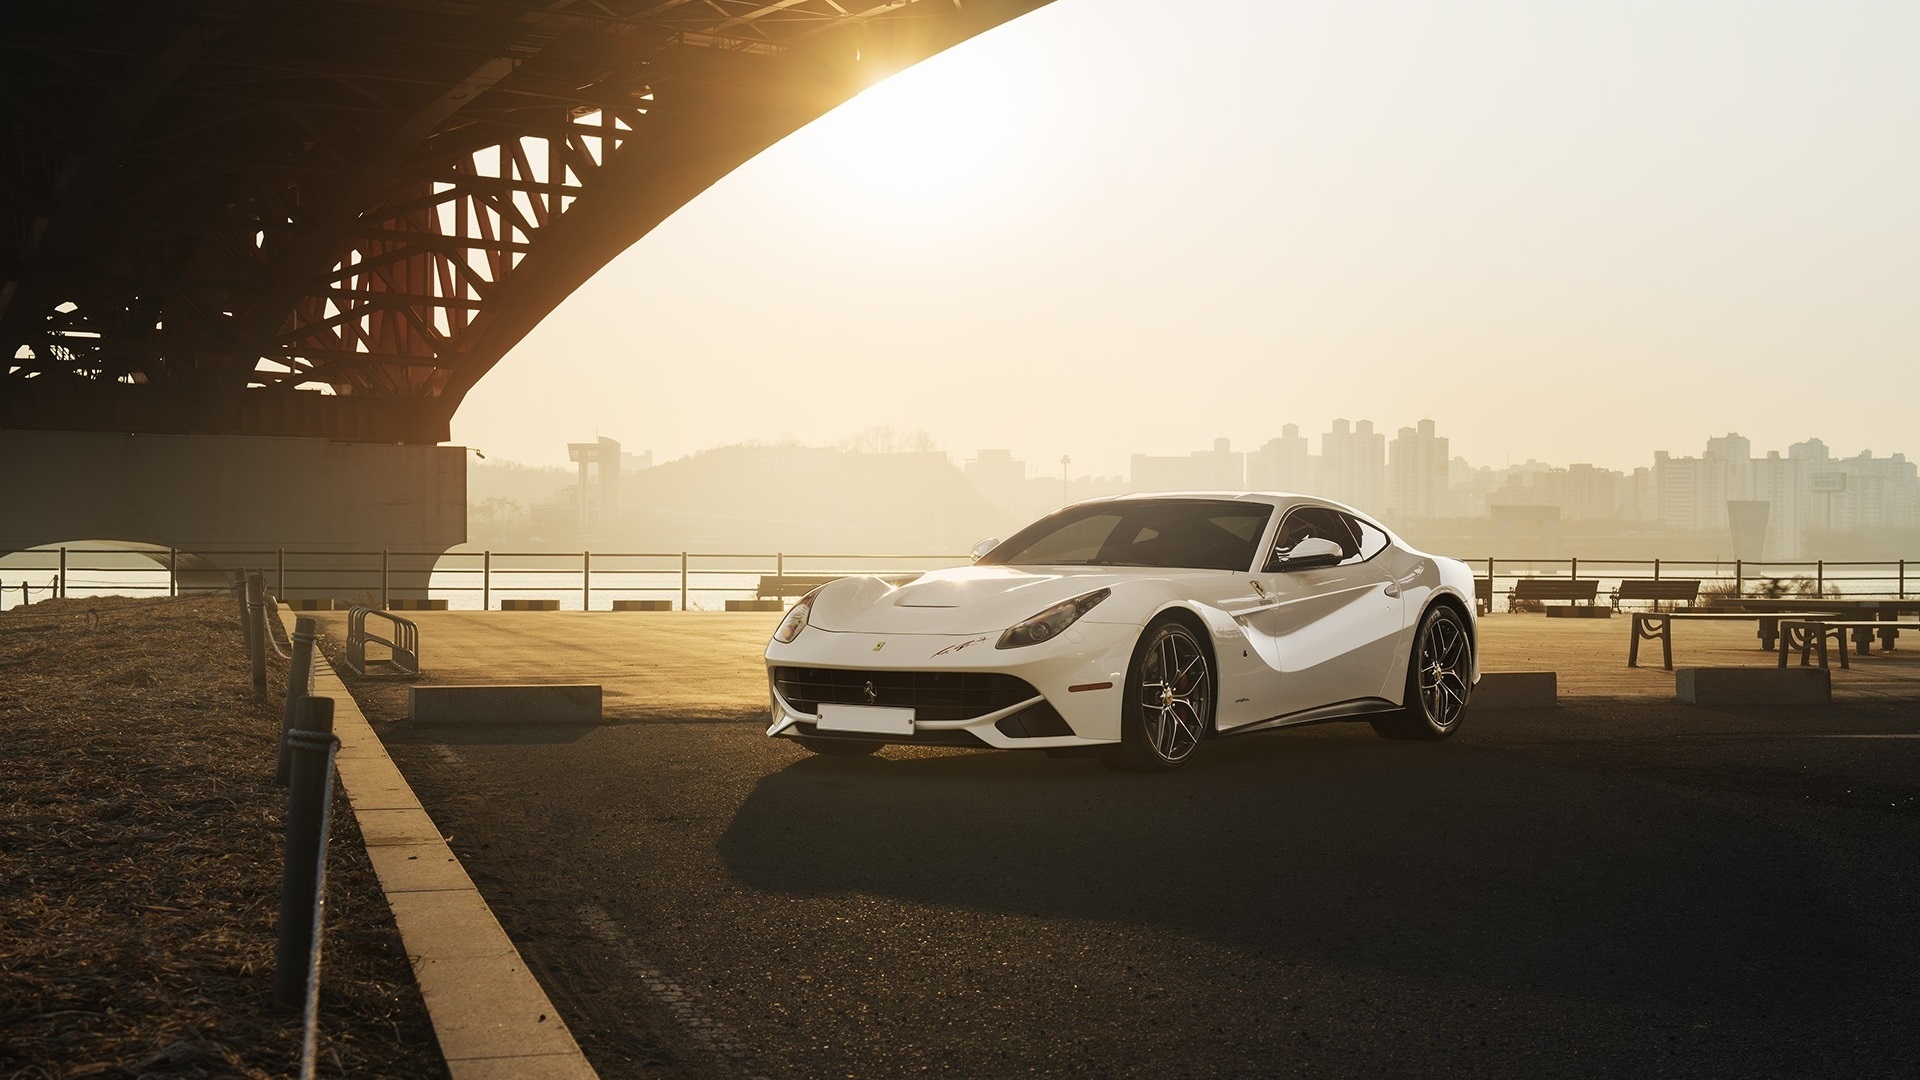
[[1817, 560, 1824, 597], [274, 695, 337, 1009], [1653, 558, 1661, 581], [1734, 559, 1742, 598], [247, 572, 269, 704], [1570, 557, 1578, 582], [277, 616, 318, 786], [681, 551, 689, 612]]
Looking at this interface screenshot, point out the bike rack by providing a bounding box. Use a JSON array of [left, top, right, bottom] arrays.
[[345, 606, 420, 677]]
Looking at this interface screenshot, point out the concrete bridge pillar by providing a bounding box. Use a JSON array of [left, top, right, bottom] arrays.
[[1, 430, 464, 604]]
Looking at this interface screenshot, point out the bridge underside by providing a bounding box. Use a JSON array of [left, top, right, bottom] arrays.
[[2, 0, 1052, 444], [0, 430, 465, 579]]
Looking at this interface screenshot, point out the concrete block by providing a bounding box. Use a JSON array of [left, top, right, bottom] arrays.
[[499, 598, 560, 611], [1470, 671, 1557, 709], [1676, 667, 1830, 706], [285, 598, 335, 611], [727, 599, 784, 611], [611, 599, 672, 611], [388, 597, 449, 610], [409, 683, 602, 723]]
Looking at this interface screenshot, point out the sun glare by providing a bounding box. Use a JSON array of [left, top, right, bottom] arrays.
[[766, 40, 1057, 229]]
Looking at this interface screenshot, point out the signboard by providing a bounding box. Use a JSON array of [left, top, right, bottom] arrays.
[[1810, 472, 1848, 494]]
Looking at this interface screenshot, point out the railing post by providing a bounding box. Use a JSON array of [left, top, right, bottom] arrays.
[[380, 549, 390, 610], [277, 549, 286, 602], [59, 546, 67, 599], [777, 552, 784, 582], [583, 550, 592, 612], [1901, 559, 1906, 600], [1733, 559, 1741, 597], [278, 616, 318, 786], [169, 547, 179, 598], [681, 551, 689, 612], [1570, 556, 1578, 582], [275, 695, 338, 1018], [246, 572, 269, 705], [1653, 558, 1660, 581], [482, 551, 491, 611], [1817, 559, 1824, 597]]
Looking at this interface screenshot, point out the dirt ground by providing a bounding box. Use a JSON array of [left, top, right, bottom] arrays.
[[0, 594, 446, 1079]]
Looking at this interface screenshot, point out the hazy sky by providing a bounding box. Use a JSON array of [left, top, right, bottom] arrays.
[[453, 0, 1919, 478]]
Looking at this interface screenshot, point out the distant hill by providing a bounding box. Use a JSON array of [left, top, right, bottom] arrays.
[[619, 444, 1010, 554]]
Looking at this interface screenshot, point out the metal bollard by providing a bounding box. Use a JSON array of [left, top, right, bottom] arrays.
[[247, 572, 269, 705], [277, 616, 318, 786], [275, 695, 338, 1012]]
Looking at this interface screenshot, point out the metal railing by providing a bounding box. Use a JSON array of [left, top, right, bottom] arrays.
[[4, 547, 1914, 611]]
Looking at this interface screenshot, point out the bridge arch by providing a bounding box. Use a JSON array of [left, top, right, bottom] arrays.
[[2, 1, 1055, 444]]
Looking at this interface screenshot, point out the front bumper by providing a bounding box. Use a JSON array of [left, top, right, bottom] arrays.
[[763, 624, 1135, 750]]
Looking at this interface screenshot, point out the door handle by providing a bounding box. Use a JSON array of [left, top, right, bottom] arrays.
[[1383, 582, 1402, 598]]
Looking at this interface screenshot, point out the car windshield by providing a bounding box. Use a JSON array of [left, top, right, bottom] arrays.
[[981, 499, 1274, 571]]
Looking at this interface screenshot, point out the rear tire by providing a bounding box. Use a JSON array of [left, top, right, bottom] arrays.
[[1371, 604, 1472, 740], [795, 736, 882, 757], [1101, 617, 1214, 772]]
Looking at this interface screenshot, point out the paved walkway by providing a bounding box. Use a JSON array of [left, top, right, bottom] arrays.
[[308, 608, 1920, 718]]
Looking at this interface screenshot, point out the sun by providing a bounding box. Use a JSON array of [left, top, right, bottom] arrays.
[[758, 33, 1061, 228]]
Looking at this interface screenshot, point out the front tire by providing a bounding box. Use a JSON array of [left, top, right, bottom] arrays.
[[1371, 604, 1472, 740], [1102, 617, 1214, 772]]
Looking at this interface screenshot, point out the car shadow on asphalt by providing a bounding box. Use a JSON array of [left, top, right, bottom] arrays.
[[718, 725, 1904, 1017]]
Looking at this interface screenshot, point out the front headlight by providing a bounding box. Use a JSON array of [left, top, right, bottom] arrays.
[[997, 588, 1110, 649], [773, 591, 818, 644]]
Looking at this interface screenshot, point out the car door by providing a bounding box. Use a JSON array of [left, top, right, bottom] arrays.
[[1238, 506, 1406, 719]]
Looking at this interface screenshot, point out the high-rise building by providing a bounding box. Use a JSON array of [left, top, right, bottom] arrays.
[[1247, 424, 1315, 493], [1319, 419, 1386, 510], [1387, 419, 1450, 520]]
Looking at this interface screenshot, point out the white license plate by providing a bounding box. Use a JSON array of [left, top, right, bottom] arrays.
[[816, 703, 915, 735]]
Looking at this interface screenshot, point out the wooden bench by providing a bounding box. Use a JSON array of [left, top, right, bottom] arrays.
[[756, 574, 844, 599], [1511, 578, 1601, 615], [1777, 619, 1920, 670], [1707, 598, 1920, 652], [1611, 578, 1700, 611], [1629, 610, 1843, 670], [1473, 578, 1493, 616]]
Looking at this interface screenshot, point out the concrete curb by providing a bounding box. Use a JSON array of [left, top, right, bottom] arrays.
[[278, 606, 599, 1080]]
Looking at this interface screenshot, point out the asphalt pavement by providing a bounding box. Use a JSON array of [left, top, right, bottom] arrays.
[[348, 663, 1920, 1079]]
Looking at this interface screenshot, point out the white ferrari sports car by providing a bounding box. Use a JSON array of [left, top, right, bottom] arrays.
[[764, 492, 1478, 771]]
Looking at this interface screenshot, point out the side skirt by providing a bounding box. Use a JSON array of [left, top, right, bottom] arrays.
[[1216, 696, 1401, 737]]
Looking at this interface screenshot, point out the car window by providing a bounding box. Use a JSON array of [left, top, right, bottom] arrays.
[[1000, 512, 1122, 565], [1348, 516, 1389, 563], [1266, 505, 1364, 571], [985, 500, 1274, 571]]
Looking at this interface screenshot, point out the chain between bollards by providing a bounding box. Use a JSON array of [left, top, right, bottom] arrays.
[[277, 615, 318, 786], [275, 695, 339, 1080]]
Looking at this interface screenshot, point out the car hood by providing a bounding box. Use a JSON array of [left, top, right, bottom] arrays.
[[807, 564, 1211, 636]]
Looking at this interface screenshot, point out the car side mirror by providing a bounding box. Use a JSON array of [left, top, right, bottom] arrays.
[[969, 537, 1000, 564], [1275, 535, 1343, 570]]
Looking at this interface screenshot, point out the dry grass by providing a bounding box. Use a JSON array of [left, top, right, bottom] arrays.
[[0, 594, 445, 1079]]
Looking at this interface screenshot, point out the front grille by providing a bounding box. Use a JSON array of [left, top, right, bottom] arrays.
[[787, 723, 989, 749], [773, 667, 1040, 722]]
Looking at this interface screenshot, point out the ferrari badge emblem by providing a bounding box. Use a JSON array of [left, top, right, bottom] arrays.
[[872, 641, 886, 651]]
